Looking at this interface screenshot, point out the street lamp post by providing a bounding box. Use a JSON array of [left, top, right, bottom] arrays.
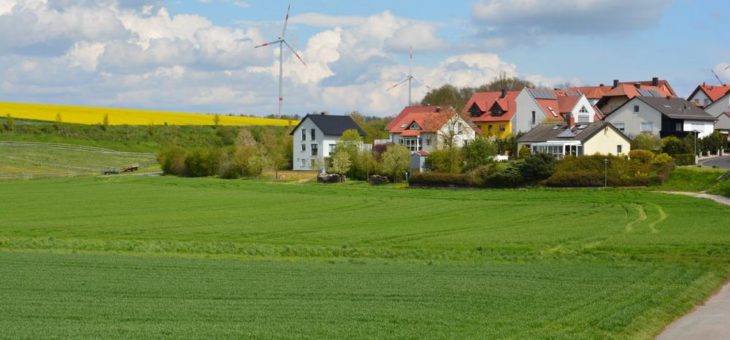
[[693, 130, 699, 165], [604, 158, 608, 188]]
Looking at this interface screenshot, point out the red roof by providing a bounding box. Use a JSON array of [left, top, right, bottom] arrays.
[[526, 89, 583, 120], [463, 90, 520, 123], [569, 79, 676, 101], [690, 83, 730, 104], [387, 106, 462, 136]]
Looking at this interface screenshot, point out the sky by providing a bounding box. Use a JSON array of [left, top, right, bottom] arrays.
[[0, 0, 728, 117]]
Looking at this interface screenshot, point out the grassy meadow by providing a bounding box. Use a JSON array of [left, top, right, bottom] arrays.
[[1, 176, 729, 338], [0, 102, 294, 127], [0, 141, 158, 179]]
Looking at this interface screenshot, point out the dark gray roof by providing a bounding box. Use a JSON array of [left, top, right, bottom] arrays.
[[636, 97, 716, 121], [518, 121, 630, 144], [290, 114, 366, 136]]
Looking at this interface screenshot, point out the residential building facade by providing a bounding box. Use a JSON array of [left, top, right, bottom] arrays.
[[517, 121, 631, 159], [463, 89, 519, 139], [387, 106, 476, 153], [290, 114, 366, 171], [513, 88, 597, 134], [687, 83, 730, 108], [605, 97, 716, 138]]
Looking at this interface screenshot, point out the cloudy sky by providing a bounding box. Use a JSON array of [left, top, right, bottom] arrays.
[[0, 0, 728, 117]]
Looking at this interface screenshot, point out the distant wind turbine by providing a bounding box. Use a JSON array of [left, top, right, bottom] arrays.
[[712, 69, 726, 86], [255, 4, 306, 116], [388, 46, 430, 106]]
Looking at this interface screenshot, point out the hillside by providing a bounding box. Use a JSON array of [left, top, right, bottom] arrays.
[[0, 102, 294, 127]]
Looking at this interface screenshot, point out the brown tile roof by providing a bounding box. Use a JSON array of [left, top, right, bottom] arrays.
[[463, 90, 520, 123], [388, 105, 463, 136], [517, 121, 629, 144], [689, 83, 730, 103]]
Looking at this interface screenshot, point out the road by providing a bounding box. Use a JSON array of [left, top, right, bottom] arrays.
[[657, 191, 730, 340], [699, 155, 730, 170]]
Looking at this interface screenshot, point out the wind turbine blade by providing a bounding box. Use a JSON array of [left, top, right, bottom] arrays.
[[255, 39, 282, 48], [283, 40, 306, 65], [388, 78, 410, 91], [412, 77, 432, 90], [281, 4, 291, 39]]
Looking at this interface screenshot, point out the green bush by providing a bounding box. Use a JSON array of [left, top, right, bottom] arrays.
[[519, 153, 556, 183], [427, 149, 463, 174], [485, 163, 525, 188], [672, 154, 695, 166], [662, 136, 690, 155], [409, 172, 469, 188], [629, 149, 654, 165], [546, 155, 665, 187], [184, 148, 221, 177], [157, 146, 187, 176]]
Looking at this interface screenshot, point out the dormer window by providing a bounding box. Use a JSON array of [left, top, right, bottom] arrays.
[[579, 106, 588, 113], [469, 103, 483, 117], [489, 102, 504, 116], [409, 122, 421, 130]]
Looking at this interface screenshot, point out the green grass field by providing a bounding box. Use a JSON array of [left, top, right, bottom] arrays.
[[1, 177, 729, 338], [0, 141, 158, 179]]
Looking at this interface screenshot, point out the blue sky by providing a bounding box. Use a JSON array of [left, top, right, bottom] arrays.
[[0, 0, 728, 116]]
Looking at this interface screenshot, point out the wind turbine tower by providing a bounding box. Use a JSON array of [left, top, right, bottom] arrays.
[[255, 4, 306, 116]]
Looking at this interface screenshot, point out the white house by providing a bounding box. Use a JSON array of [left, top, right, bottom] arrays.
[[290, 114, 366, 171], [687, 83, 730, 108], [513, 88, 598, 134], [386, 106, 476, 153], [706, 92, 730, 138], [517, 121, 631, 159], [605, 96, 716, 138]]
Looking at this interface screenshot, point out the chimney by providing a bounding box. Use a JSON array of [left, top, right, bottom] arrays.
[[613, 79, 619, 88], [652, 77, 659, 86], [320, 112, 326, 115], [435, 106, 441, 113], [702, 82, 706, 87], [500, 89, 507, 98], [634, 83, 641, 89], [564, 113, 573, 127], [599, 83, 605, 87]]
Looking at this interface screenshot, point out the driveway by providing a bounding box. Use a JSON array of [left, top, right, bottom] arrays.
[[657, 192, 730, 339], [699, 155, 730, 170]]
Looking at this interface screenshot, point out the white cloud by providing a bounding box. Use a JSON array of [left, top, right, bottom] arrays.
[[472, 0, 671, 39], [289, 13, 367, 28]]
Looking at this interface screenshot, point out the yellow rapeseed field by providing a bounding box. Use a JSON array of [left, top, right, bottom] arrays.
[[0, 102, 295, 127]]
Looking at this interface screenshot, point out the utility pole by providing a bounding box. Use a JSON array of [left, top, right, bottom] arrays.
[[604, 158, 608, 188]]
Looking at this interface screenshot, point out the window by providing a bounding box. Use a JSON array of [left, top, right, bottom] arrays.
[[640, 122, 653, 132], [579, 106, 588, 113], [402, 137, 419, 151], [301, 129, 306, 141], [617, 145, 623, 154], [311, 129, 316, 140], [487, 125, 493, 132], [425, 137, 432, 146], [577, 115, 590, 123], [311, 144, 318, 156], [633, 105, 640, 113], [614, 122, 625, 132], [409, 122, 420, 130], [499, 124, 506, 132], [531, 111, 536, 125], [301, 144, 306, 152], [329, 144, 336, 156], [675, 122, 683, 131]]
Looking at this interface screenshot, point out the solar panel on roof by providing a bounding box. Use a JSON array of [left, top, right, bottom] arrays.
[[638, 89, 662, 97], [557, 129, 577, 138], [530, 89, 557, 100]]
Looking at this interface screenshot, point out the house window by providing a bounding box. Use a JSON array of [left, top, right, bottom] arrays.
[[301, 144, 306, 152], [675, 122, 683, 131], [640, 122, 653, 132], [425, 137, 432, 146], [301, 129, 306, 141], [311, 144, 318, 156], [617, 145, 623, 154], [311, 129, 316, 140], [614, 122, 625, 132], [329, 144, 336, 156], [579, 106, 588, 113], [531, 111, 536, 125], [487, 125, 493, 132], [301, 159, 306, 168], [409, 122, 420, 130], [402, 137, 419, 151], [499, 124, 506, 132], [633, 105, 640, 113], [577, 115, 590, 124]]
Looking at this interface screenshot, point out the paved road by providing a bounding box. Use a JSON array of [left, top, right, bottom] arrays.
[[699, 156, 730, 170], [657, 192, 730, 340]]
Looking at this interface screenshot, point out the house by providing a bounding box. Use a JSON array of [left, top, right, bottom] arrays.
[[687, 83, 730, 108], [463, 89, 520, 138], [568, 78, 676, 114], [705, 92, 730, 138], [605, 96, 716, 139], [290, 113, 366, 171], [513, 88, 598, 134], [387, 106, 476, 152], [517, 121, 631, 159]]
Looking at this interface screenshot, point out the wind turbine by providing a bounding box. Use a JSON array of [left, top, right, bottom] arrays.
[[389, 46, 430, 106], [255, 4, 306, 116]]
